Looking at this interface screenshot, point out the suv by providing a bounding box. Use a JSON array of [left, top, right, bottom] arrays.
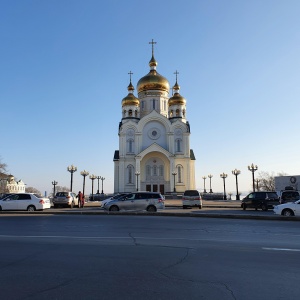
[[241, 191, 279, 211], [53, 192, 79, 208], [104, 192, 165, 212], [279, 190, 300, 204], [182, 190, 202, 209]]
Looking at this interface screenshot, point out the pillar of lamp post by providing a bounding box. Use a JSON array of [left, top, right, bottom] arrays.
[[220, 173, 227, 200], [51, 181, 58, 198], [101, 177, 105, 194], [232, 169, 241, 200], [80, 170, 89, 197], [208, 174, 213, 193], [96, 176, 101, 194], [89, 174, 97, 201], [255, 178, 260, 191], [202, 176, 207, 193], [135, 171, 140, 191], [67, 164, 77, 192], [172, 171, 177, 193], [248, 163, 258, 192]]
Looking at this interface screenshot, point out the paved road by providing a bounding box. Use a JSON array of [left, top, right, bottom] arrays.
[[0, 215, 299, 299]]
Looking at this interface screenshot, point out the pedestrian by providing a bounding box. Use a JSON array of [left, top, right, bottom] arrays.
[[77, 191, 84, 208]]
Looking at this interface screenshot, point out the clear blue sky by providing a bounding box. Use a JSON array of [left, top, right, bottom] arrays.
[[1, 0, 299, 196]]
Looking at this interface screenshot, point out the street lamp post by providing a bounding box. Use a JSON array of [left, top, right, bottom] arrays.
[[248, 163, 258, 192], [80, 170, 89, 197], [172, 171, 177, 193], [232, 169, 241, 200], [67, 165, 77, 192], [220, 173, 227, 200], [135, 171, 140, 191], [202, 176, 207, 193], [100, 177, 105, 194], [208, 174, 213, 193], [96, 176, 101, 194], [51, 180, 58, 198], [89, 174, 97, 201]]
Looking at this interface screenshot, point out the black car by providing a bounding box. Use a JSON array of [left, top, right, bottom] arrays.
[[241, 191, 279, 211]]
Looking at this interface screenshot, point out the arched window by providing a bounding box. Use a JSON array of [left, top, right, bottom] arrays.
[[159, 165, 164, 176], [135, 110, 138, 117], [128, 109, 133, 117], [128, 140, 133, 153], [182, 109, 186, 117], [146, 165, 151, 177], [175, 139, 181, 152], [177, 165, 183, 183], [176, 109, 180, 116], [128, 165, 133, 184], [123, 110, 126, 117], [153, 165, 157, 176]]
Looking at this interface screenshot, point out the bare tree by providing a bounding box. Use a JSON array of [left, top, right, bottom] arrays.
[[257, 171, 288, 191], [55, 186, 70, 193], [25, 186, 42, 195]]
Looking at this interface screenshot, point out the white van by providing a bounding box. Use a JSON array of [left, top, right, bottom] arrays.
[[182, 190, 202, 209]]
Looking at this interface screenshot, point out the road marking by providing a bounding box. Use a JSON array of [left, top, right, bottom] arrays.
[[263, 247, 300, 252]]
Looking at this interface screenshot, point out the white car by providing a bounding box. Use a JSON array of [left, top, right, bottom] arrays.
[[273, 200, 300, 216], [101, 193, 127, 208], [0, 193, 51, 211]]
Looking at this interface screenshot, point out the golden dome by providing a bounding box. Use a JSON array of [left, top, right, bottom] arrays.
[[122, 93, 140, 107], [137, 70, 170, 93], [168, 92, 186, 106]]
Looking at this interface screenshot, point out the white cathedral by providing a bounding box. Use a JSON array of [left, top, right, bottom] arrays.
[[113, 41, 196, 194]]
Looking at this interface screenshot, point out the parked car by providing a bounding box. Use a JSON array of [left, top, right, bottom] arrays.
[[53, 192, 79, 208], [182, 190, 202, 209], [279, 190, 299, 204], [104, 192, 165, 212], [101, 193, 128, 208], [241, 191, 279, 211], [0, 193, 51, 211], [273, 200, 300, 216]]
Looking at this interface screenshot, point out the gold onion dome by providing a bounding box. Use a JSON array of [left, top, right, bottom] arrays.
[[168, 81, 186, 106], [137, 56, 170, 93], [122, 81, 140, 107]]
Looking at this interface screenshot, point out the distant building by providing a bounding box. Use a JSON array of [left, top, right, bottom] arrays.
[[1, 175, 26, 193], [274, 175, 300, 192]]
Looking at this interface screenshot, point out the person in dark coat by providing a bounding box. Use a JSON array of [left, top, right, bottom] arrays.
[[77, 191, 84, 208]]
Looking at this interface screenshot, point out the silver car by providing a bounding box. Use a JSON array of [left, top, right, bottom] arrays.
[[53, 192, 79, 208], [104, 192, 165, 212]]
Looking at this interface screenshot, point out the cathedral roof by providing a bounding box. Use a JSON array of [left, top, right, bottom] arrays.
[[122, 74, 140, 107], [168, 76, 186, 106], [137, 41, 170, 93]]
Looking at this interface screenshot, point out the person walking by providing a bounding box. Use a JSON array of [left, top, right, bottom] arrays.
[[77, 191, 84, 208]]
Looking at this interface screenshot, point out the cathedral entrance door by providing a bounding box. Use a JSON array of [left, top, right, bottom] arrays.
[[153, 184, 158, 192], [159, 185, 164, 195]]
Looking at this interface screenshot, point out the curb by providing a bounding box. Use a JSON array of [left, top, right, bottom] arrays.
[[1, 210, 299, 221]]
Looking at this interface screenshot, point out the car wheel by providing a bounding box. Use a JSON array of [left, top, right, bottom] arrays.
[[27, 205, 36, 212], [109, 205, 119, 212], [261, 204, 268, 211], [199, 205, 202, 209], [242, 203, 246, 210], [53, 204, 58, 208], [0, 206, 2, 211], [282, 209, 294, 217], [183, 205, 187, 209], [147, 205, 157, 212]]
